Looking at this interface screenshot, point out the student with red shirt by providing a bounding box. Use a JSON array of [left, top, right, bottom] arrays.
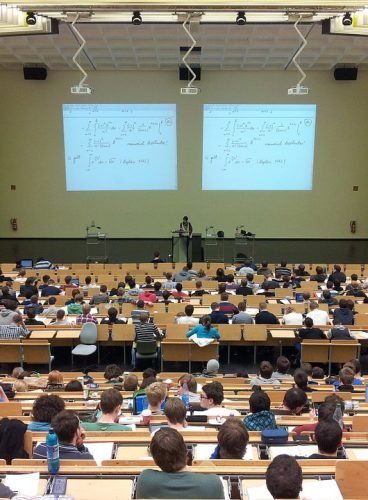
[[292, 395, 348, 435]]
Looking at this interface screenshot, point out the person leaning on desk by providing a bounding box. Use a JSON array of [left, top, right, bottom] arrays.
[[185, 316, 220, 340]]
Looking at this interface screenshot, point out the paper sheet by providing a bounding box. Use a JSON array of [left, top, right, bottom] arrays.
[[4, 472, 40, 496], [246, 479, 342, 500], [193, 443, 254, 460], [86, 442, 114, 466], [268, 445, 318, 460]]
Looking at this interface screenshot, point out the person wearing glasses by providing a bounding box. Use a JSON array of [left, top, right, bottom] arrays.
[[199, 381, 240, 417]]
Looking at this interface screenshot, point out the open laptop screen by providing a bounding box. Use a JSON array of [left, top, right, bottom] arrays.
[[20, 259, 33, 269]]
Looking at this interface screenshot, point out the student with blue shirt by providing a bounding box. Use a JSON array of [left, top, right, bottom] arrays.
[[28, 394, 65, 432], [185, 316, 220, 340]]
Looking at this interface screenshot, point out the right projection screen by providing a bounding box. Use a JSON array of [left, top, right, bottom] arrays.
[[202, 104, 317, 190]]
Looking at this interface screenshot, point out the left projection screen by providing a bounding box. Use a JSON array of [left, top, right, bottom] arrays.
[[63, 103, 177, 191]]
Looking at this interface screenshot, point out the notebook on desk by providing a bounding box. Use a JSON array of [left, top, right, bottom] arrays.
[[244, 479, 342, 500], [193, 443, 255, 460], [268, 444, 318, 460]]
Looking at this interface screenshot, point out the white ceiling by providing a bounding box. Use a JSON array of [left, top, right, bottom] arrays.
[[0, 20, 368, 71]]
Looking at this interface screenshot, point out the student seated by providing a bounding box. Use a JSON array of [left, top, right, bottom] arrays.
[[199, 381, 240, 416], [64, 380, 83, 392], [272, 356, 293, 381], [33, 410, 94, 460], [100, 306, 127, 325], [123, 373, 139, 391], [277, 388, 308, 415], [46, 370, 64, 391], [24, 308, 45, 326], [202, 359, 220, 377], [266, 455, 303, 499], [210, 417, 249, 459], [185, 315, 220, 340], [243, 391, 278, 431], [82, 388, 132, 431], [132, 312, 163, 367], [300, 362, 316, 385], [146, 382, 167, 415], [250, 361, 280, 388], [328, 319, 355, 340], [104, 364, 123, 385], [136, 428, 225, 499], [176, 304, 199, 325], [164, 397, 188, 431], [311, 366, 325, 381], [343, 359, 364, 385], [292, 396, 348, 435], [177, 374, 200, 402], [336, 367, 355, 392], [67, 294, 84, 314], [294, 369, 315, 392], [305, 420, 343, 459], [28, 394, 65, 431]]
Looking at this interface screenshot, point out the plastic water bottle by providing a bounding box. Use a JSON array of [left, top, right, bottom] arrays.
[[46, 428, 60, 474], [333, 403, 343, 430], [365, 384, 368, 403], [181, 381, 190, 409]]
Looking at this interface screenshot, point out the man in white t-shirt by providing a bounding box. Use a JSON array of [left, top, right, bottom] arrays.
[[306, 302, 331, 326], [176, 304, 199, 325], [199, 381, 240, 417]]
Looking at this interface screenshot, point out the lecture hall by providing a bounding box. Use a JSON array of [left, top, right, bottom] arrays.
[[0, 0, 368, 498]]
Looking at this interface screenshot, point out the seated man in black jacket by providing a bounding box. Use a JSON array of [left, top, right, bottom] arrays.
[[255, 302, 279, 325], [298, 317, 326, 340], [209, 302, 229, 324], [328, 319, 354, 340]]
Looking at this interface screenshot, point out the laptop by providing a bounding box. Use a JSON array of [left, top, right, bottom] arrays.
[[295, 292, 304, 302], [20, 259, 33, 269]]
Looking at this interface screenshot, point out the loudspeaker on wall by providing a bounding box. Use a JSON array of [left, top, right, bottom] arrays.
[[23, 66, 48, 80], [334, 67, 358, 81]]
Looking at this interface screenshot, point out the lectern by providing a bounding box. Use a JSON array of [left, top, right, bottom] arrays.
[[171, 230, 191, 262], [86, 224, 108, 262], [233, 231, 255, 262]]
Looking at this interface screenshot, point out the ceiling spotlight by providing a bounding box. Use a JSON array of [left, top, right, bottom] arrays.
[[132, 11, 142, 25], [236, 11, 247, 26], [342, 12, 353, 26], [26, 11, 37, 26]]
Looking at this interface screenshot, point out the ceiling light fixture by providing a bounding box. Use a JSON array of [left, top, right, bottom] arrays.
[[236, 11, 247, 26], [342, 12, 353, 26], [26, 12, 37, 25], [132, 11, 142, 25]]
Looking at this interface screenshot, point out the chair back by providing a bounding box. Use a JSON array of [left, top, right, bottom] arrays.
[[136, 340, 157, 355], [80, 322, 98, 345]]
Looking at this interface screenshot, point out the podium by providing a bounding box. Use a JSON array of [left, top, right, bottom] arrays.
[[86, 227, 108, 262], [204, 236, 224, 262], [171, 231, 191, 262], [233, 233, 255, 262]]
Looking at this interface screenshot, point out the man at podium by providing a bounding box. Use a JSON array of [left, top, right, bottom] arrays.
[[172, 216, 193, 262], [179, 215, 193, 237]]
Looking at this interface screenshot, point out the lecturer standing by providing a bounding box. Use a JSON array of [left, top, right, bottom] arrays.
[[179, 216, 193, 261], [179, 216, 193, 236]]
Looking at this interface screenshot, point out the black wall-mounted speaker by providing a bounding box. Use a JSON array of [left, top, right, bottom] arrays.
[[23, 66, 48, 80], [179, 65, 201, 81], [334, 67, 358, 81]]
